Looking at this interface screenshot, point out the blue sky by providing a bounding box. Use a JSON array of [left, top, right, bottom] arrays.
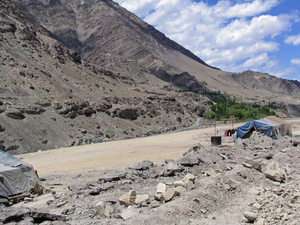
[[114, 0, 300, 80]]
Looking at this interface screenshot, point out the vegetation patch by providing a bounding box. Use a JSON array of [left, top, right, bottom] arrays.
[[204, 92, 277, 121]]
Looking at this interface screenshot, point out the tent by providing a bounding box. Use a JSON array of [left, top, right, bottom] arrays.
[[0, 150, 40, 198], [235, 116, 292, 140]]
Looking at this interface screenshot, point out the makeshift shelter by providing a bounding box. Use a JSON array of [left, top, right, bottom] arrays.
[[235, 117, 292, 140], [0, 150, 40, 198]]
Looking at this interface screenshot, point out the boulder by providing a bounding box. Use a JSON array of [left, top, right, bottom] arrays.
[[183, 181, 195, 191], [176, 156, 199, 167], [114, 108, 139, 120], [265, 162, 285, 182], [244, 212, 258, 222], [128, 160, 154, 170], [165, 161, 183, 172], [182, 173, 195, 183], [161, 189, 179, 202], [174, 181, 184, 187], [119, 190, 137, 206], [157, 183, 166, 194], [94, 201, 110, 219], [135, 194, 150, 205]]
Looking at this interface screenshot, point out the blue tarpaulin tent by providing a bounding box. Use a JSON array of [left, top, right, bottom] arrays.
[[235, 118, 282, 140]]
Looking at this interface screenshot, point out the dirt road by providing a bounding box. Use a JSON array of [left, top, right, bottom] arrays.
[[17, 123, 240, 175], [17, 119, 300, 177]]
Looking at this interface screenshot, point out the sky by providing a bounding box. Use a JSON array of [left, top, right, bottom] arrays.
[[114, 0, 300, 80]]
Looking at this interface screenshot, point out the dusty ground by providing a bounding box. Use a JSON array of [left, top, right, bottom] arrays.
[[17, 122, 241, 175]]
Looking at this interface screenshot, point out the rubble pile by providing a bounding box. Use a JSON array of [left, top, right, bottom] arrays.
[[1, 132, 300, 224]]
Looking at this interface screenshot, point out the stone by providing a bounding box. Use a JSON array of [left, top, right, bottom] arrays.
[[94, 201, 110, 219], [265, 162, 285, 182], [242, 162, 252, 168], [252, 203, 262, 210], [128, 160, 154, 170], [244, 212, 258, 222], [119, 190, 136, 206], [157, 183, 166, 194], [173, 186, 186, 194], [256, 218, 265, 225], [135, 194, 150, 205], [182, 173, 195, 183], [165, 161, 181, 171], [174, 180, 184, 187], [154, 194, 164, 201], [176, 156, 199, 167], [183, 181, 195, 191], [161, 189, 179, 202], [121, 207, 140, 220], [6, 110, 25, 120]]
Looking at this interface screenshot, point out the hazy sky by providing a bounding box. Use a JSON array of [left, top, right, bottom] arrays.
[[114, 0, 300, 80]]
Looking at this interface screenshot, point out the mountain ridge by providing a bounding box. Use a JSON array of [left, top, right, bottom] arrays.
[[0, 0, 299, 154]]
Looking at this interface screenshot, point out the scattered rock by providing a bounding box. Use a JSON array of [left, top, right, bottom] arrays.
[[265, 162, 285, 182], [161, 189, 179, 202], [156, 183, 166, 194], [94, 201, 110, 219], [182, 173, 195, 183], [244, 211, 258, 222], [135, 194, 150, 205], [121, 207, 140, 221], [119, 190, 136, 206], [128, 160, 154, 170]]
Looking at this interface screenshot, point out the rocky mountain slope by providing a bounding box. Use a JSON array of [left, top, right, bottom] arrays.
[[0, 0, 213, 154], [0, 0, 300, 154]]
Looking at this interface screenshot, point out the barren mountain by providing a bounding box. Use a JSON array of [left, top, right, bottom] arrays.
[[0, 0, 300, 154]]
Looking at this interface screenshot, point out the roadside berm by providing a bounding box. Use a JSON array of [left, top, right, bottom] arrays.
[[1, 131, 300, 224]]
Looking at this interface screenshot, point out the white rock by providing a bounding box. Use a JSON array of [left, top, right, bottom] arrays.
[[161, 189, 179, 202], [94, 201, 110, 219], [157, 183, 166, 194], [265, 162, 285, 182], [119, 190, 136, 206], [244, 212, 258, 222], [174, 180, 184, 187], [182, 173, 195, 183], [135, 194, 150, 205]]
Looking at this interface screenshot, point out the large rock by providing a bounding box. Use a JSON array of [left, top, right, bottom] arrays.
[[119, 190, 137, 206], [161, 189, 179, 202], [265, 162, 285, 182], [113, 108, 139, 120], [94, 201, 110, 219], [128, 160, 154, 170], [176, 156, 199, 167], [135, 194, 150, 205], [182, 173, 195, 183], [157, 183, 166, 194], [244, 212, 258, 222]]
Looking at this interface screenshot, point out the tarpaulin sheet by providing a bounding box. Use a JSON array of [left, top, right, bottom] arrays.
[[0, 150, 39, 197], [235, 118, 281, 140]]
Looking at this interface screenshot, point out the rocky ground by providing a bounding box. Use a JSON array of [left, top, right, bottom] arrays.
[[1, 125, 300, 224]]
